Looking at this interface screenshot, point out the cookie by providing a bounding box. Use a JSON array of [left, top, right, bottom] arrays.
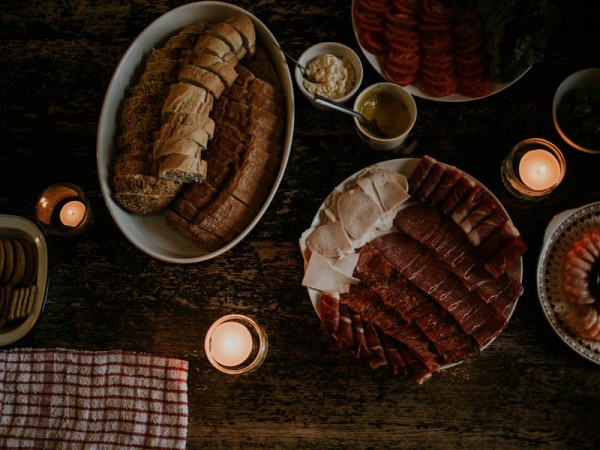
[[21, 240, 38, 286], [9, 238, 26, 286], [0, 285, 12, 328], [1, 237, 14, 284]]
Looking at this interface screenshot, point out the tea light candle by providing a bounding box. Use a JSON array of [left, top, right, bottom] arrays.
[[518, 149, 561, 191], [35, 183, 93, 236], [209, 321, 253, 367], [59, 200, 86, 228], [501, 138, 566, 199], [205, 314, 268, 375]]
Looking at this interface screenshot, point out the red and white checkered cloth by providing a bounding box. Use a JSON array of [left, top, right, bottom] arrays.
[[0, 348, 188, 449]]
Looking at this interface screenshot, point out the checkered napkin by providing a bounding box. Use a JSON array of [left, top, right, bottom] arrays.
[[0, 348, 189, 449]]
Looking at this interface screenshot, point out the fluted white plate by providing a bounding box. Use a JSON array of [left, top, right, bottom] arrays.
[[537, 201, 600, 365]]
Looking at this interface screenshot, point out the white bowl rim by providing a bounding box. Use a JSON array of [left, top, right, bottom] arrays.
[[294, 41, 364, 104], [552, 67, 600, 154], [352, 81, 417, 143]]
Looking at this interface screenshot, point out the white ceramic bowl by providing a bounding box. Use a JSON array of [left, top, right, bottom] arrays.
[[352, 82, 417, 151], [96, 2, 294, 263], [295, 42, 363, 110], [552, 68, 600, 154]]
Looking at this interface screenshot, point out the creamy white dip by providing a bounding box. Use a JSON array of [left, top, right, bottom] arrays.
[[303, 53, 356, 99]]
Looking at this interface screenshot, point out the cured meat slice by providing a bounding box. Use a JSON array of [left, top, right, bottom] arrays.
[[334, 304, 355, 350], [485, 236, 527, 278], [478, 221, 520, 259], [370, 233, 425, 273], [451, 186, 484, 225], [429, 166, 462, 207], [467, 209, 508, 246], [320, 293, 340, 334], [380, 334, 408, 376], [408, 155, 437, 194], [372, 277, 428, 323], [354, 242, 396, 282], [441, 174, 475, 216], [395, 343, 433, 385], [432, 329, 479, 363], [363, 322, 387, 369], [341, 286, 441, 372], [470, 310, 508, 347], [352, 314, 370, 359], [459, 196, 497, 234], [415, 163, 446, 202], [488, 277, 523, 318]]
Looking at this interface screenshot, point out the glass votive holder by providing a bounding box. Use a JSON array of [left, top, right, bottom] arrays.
[[501, 138, 566, 199], [35, 183, 93, 236], [204, 314, 268, 375]]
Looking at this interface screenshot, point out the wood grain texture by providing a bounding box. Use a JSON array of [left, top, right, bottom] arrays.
[[1, 1, 599, 449]]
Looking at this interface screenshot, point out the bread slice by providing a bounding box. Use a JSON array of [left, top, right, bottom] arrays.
[[165, 209, 226, 252], [162, 83, 212, 118], [201, 190, 256, 234], [226, 15, 256, 57], [214, 161, 269, 212], [1, 238, 14, 284], [214, 123, 281, 155], [192, 52, 239, 87], [194, 34, 233, 60], [207, 22, 245, 60], [225, 84, 284, 116], [21, 240, 37, 287], [170, 198, 238, 242], [113, 174, 182, 197], [180, 181, 219, 210], [178, 65, 226, 98], [154, 137, 202, 160], [233, 65, 283, 105], [158, 153, 207, 183], [115, 192, 177, 215]]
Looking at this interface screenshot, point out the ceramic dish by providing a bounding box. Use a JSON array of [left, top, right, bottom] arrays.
[[97, 2, 294, 263], [306, 158, 523, 364], [537, 201, 600, 365], [0, 215, 49, 346], [350, 0, 530, 102]]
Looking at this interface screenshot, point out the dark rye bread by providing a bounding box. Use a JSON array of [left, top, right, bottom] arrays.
[[165, 58, 285, 250]]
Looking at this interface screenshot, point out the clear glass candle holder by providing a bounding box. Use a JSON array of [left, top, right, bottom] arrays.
[[501, 138, 566, 199], [204, 314, 268, 375], [35, 183, 93, 236]]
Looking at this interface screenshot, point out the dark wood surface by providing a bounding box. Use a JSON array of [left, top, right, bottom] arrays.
[[1, 1, 599, 448]]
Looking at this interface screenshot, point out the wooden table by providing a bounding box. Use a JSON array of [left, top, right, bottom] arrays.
[[1, 1, 599, 448]]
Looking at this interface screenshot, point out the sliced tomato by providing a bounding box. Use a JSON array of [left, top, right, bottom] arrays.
[[421, 76, 457, 97], [420, 64, 454, 80], [421, 51, 453, 70], [417, 21, 451, 32], [359, 30, 388, 56], [421, 0, 457, 23], [385, 11, 418, 29], [420, 30, 452, 53], [354, 7, 386, 27], [355, 17, 386, 34], [358, 0, 391, 14], [456, 58, 488, 78], [455, 49, 487, 66], [386, 49, 420, 67], [392, 0, 420, 15], [385, 27, 419, 52], [459, 75, 493, 98], [382, 65, 418, 86], [384, 59, 419, 77]]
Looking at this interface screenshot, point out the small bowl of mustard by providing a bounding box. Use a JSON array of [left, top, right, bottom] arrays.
[[295, 42, 363, 110], [353, 82, 417, 151]]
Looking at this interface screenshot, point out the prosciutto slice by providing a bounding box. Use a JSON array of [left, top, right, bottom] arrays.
[[467, 209, 508, 246], [408, 155, 437, 194], [429, 166, 462, 207], [451, 186, 484, 225], [320, 293, 340, 334], [485, 236, 527, 278], [381, 334, 408, 376], [352, 314, 370, 359], [459, 195, 497, 234], [415, 163, 446, 202], [441, 174, 475, 216], [334, 304, 355, 350], [363, 322, 387, 369]]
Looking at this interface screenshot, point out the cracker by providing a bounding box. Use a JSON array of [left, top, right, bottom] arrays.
[[21, 240, 37, 286], [9, 239, 26, 286], [1, 237, 14, 284], [17, 287, 27, 319], [8, 288, 18, 321], [26, 285, 37, 315]]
